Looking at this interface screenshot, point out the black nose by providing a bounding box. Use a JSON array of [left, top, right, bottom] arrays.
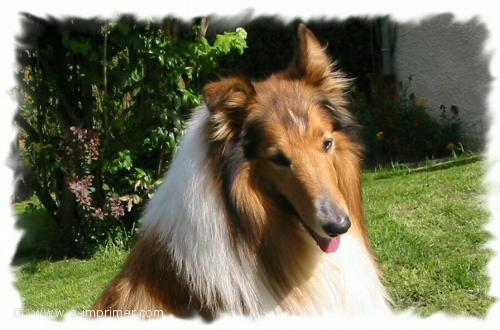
[[317, 199, 351, 236], [323, 216, 351, 237]]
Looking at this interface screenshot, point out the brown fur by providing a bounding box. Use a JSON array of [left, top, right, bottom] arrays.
[[92, 235, 221, 319]]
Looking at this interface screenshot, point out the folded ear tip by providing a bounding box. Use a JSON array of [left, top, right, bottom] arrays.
[[234, 76, 256, 95], [203, 83, 219, 109], [203, 77, 255, 112]]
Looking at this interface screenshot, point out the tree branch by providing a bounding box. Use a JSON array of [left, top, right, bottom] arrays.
[[14, 113, 40, 141]]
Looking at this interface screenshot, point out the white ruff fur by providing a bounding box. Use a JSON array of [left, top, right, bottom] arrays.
[[142, 107, 391, 317]]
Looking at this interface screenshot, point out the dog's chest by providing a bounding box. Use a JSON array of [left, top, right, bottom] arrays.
[[263, 234, 390, 315]]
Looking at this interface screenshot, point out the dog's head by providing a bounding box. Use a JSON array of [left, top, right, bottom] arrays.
[[204, 24, 363, 253]]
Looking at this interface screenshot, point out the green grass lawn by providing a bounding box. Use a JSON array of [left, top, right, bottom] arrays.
[[364, 158, 494, 316], [12, 158, 494, 317]]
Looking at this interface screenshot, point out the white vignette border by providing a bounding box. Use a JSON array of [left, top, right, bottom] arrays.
[[0, 1, 499, 329]]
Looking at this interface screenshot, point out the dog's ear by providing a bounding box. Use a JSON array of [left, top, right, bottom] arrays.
[[288, 24, 358, 139], [288, 24, 333, 84], [288, 24, 351, 111], [289, 24, 350, 88], [204, 76, 256, 141]]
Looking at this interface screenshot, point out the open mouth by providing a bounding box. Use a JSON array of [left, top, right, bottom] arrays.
[[302, 224, 341, 253], [277, 194, 342, 253]]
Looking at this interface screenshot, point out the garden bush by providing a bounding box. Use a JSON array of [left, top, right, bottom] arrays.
[[15, 15, 247, 257], [351, 76, 461, 166]]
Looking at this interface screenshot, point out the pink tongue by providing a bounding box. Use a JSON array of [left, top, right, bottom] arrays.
[[313, 233, 341, 253]]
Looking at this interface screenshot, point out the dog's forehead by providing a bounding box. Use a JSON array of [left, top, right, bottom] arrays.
[[253, 79, 330, 135]]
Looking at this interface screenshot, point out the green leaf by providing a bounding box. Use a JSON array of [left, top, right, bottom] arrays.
[[213, 27, 248, 55], [130, 68, 143, 82], [132, 86, 142, 96]]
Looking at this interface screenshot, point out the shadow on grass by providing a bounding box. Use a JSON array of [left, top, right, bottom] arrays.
[[12, 197, 138, 267], [366, 155, 483, 181], [11, 199, 60, 266]]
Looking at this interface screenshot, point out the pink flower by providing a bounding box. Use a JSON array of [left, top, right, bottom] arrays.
[[92, 207, 105, 220], [68, 175, 94, 208], [107, 198, 125, 219], [88, 135, 100, 160], [69, 126, 101, 161]]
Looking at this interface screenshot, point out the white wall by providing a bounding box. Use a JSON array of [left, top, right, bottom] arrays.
[[394, 14, 491, 150]]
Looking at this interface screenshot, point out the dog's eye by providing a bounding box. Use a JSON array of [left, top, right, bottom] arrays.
[[324, 138, 334, 152], [269, 153, 291, 167]]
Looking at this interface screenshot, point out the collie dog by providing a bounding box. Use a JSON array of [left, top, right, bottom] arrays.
[[93, 24, 390, 319]]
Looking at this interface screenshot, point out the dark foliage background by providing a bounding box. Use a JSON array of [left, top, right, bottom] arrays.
[[212, 17, 379, 98], [13, 14, 461, 258]]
